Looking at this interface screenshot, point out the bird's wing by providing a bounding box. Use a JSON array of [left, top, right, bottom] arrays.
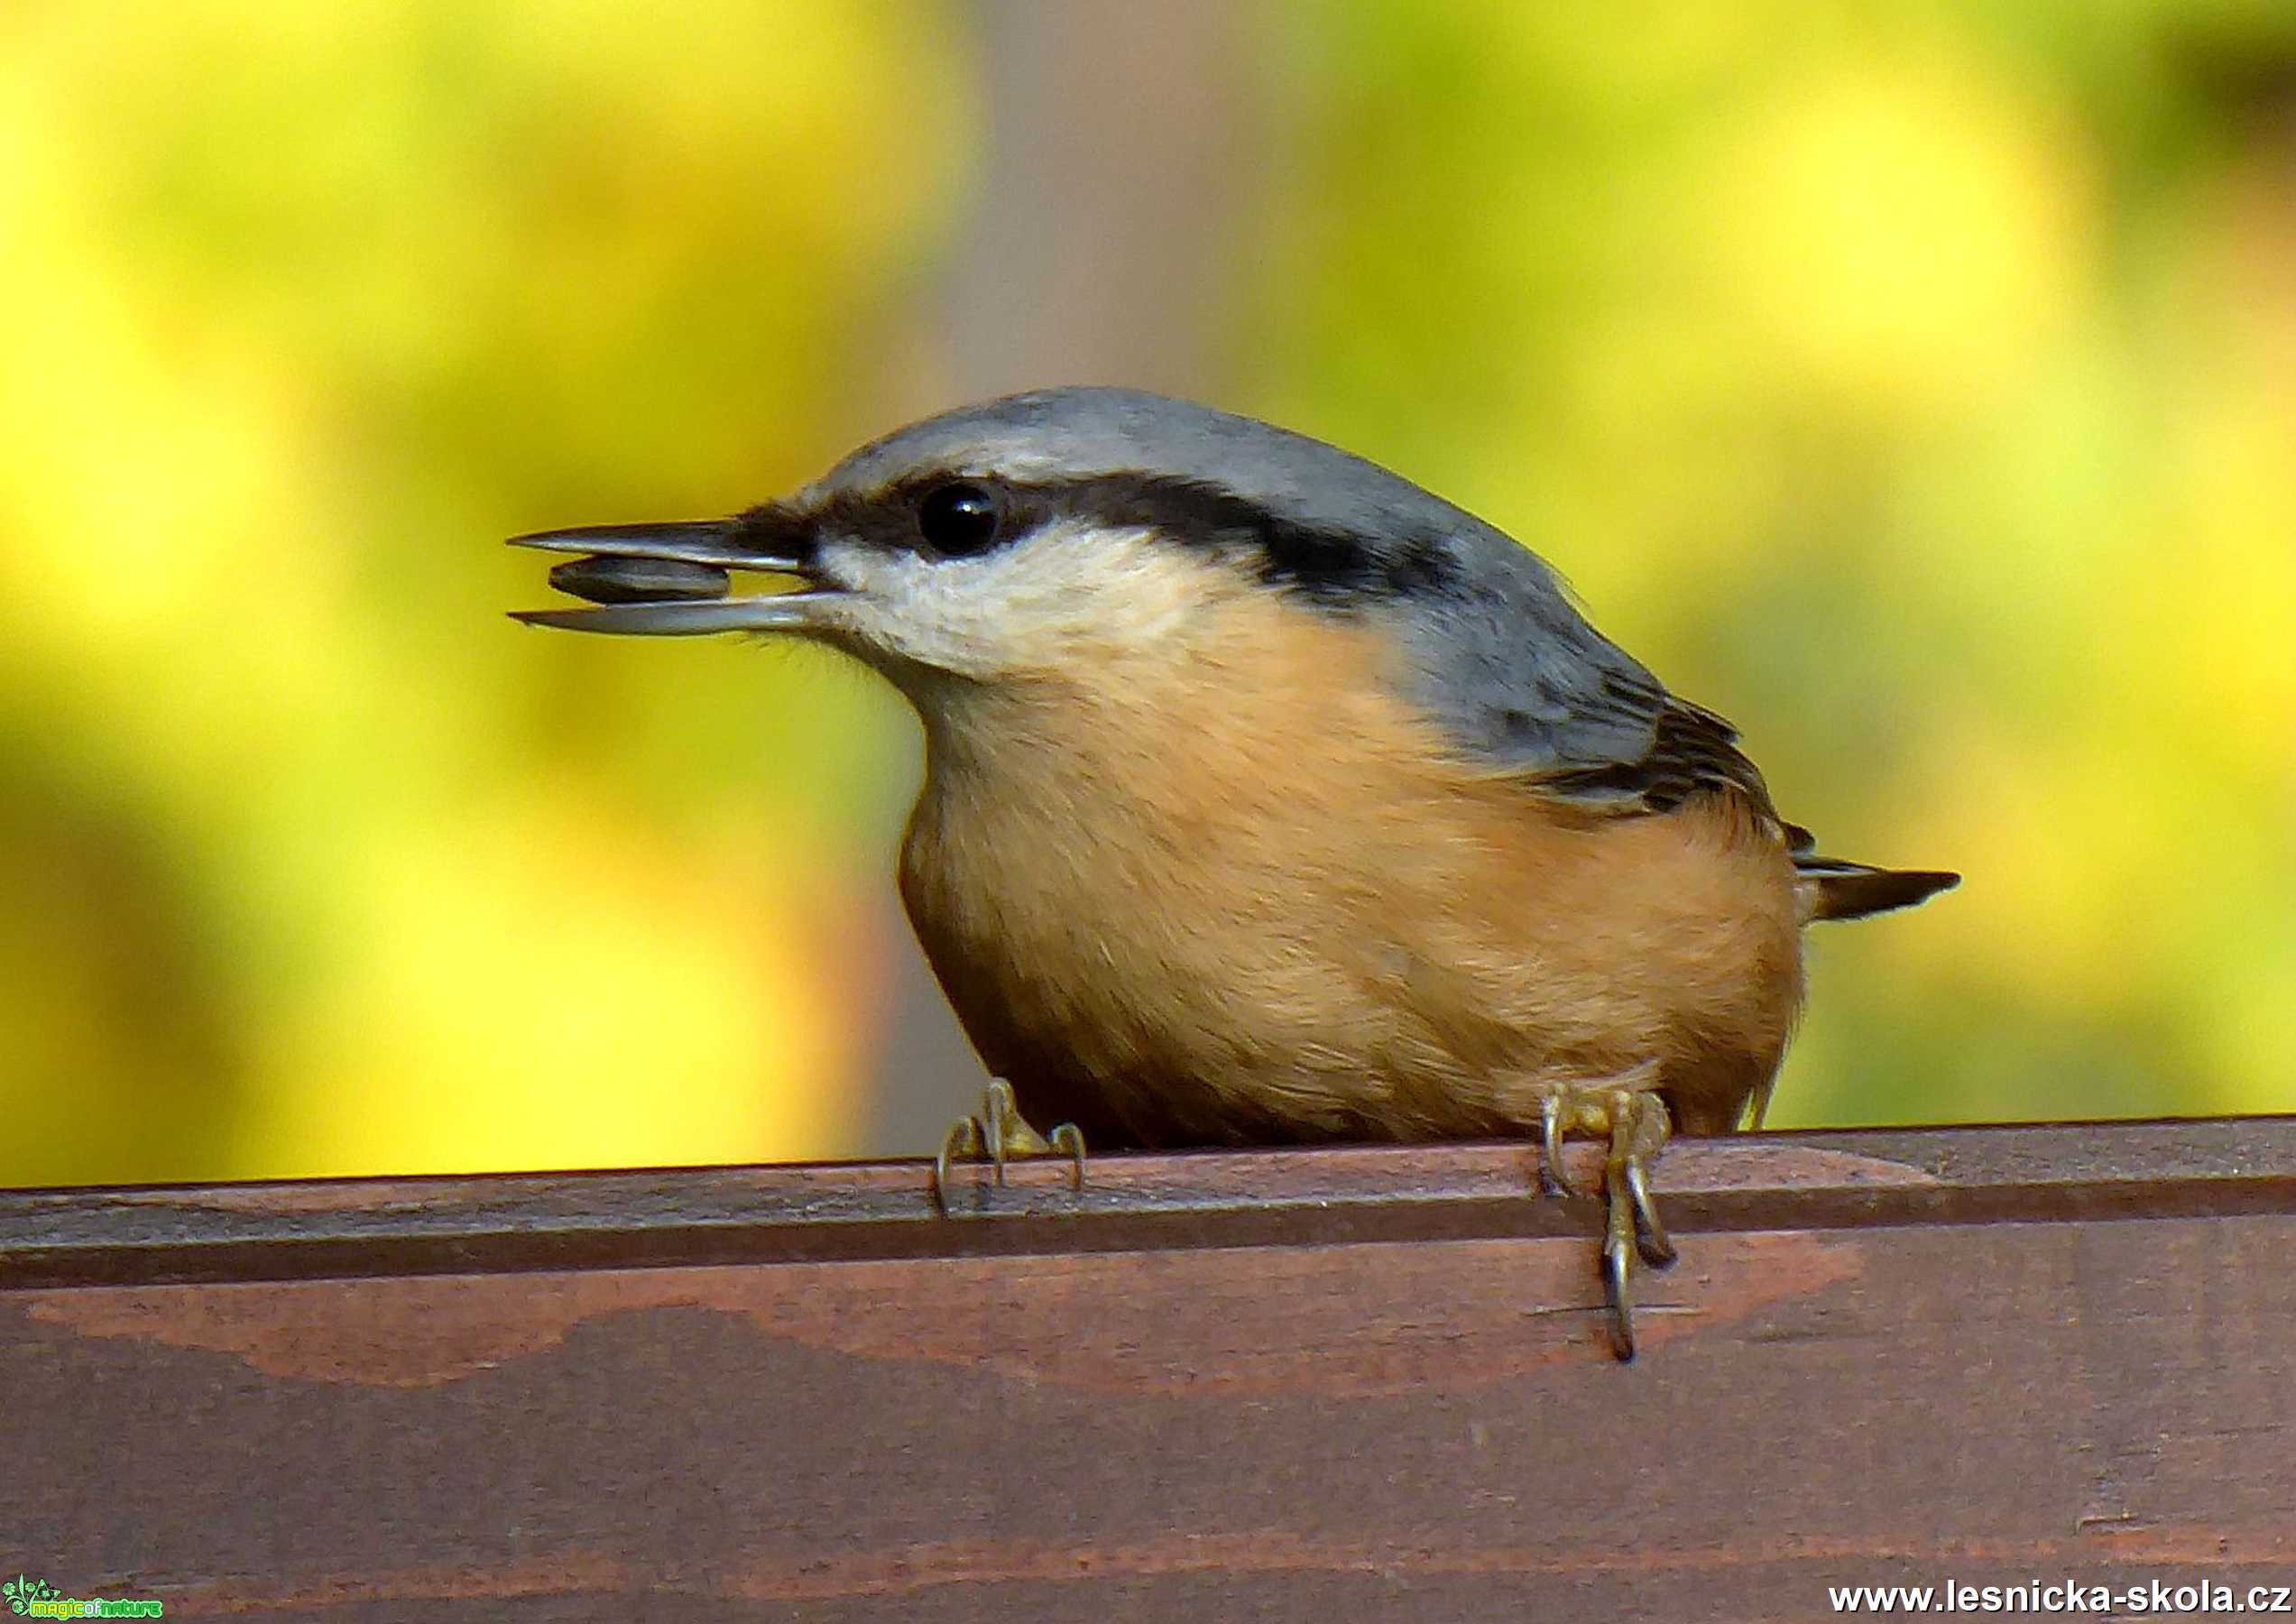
[[1534, 691, 1784, 819], [1393, 571, 1781, 821], [1429, 610, 1959, 916]]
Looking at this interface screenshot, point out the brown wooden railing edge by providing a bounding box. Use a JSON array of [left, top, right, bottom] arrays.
[[5, 1114, 2291, 1292]]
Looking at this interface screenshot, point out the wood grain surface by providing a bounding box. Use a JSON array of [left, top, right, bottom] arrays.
[[4, 1118, 2292, 1620]]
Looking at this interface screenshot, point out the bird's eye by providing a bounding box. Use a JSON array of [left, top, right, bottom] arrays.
[[917, 482, 1003, 558]]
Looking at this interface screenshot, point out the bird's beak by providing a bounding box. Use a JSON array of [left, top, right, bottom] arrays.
[[506, 519, 834, 636]]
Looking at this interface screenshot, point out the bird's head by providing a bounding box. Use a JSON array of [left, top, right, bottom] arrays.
[[512, 386, 1653, 765]]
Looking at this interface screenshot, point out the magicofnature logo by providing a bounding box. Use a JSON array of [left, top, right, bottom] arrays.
[[3, 1573, 161, 1618]]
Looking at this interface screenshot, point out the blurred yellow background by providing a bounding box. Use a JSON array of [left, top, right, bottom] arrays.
[[3, 1, 2291, 1187]]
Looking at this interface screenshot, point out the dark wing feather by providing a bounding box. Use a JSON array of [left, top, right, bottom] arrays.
[[1535, 693, 1782, 820], [1490, 662, 1961, 918], [1381, 526, 1783, 821]]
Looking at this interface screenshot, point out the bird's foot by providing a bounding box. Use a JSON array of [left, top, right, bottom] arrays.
[[931, 1079, 1086, 1213], [1534, 1066, 1676, 1361]]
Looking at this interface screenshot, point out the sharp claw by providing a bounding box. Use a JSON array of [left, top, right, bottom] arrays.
[[1627, 1158, 1677, 1267], [1049, 1122, 1087, 1191], [984, 1079, 1026, 1137], [927, 1083, 1087, 1211], [1541, 1093, 1575, 1196], [1520, 1072, 1674, 1359], [933, 1117, 982, 1215], [1605, 1230, 1637, 1361], [1603, 1116, 1640, 1361], [983, 1079, 1019, 1184]]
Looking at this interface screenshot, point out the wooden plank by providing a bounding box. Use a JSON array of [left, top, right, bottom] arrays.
[[4, 1119, 2293, 1621]]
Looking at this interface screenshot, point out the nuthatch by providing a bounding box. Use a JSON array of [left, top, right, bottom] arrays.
[[512, 387, 1957, 1358]]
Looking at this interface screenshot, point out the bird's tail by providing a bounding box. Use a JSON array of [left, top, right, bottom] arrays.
[[1792, 848, 1960, 923], [1783, 822, 1959, 920]]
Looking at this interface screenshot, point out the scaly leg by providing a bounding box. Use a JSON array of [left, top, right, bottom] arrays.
[[1534, 1066, 1677, 1361], [931, 1079, 1086, 1213]]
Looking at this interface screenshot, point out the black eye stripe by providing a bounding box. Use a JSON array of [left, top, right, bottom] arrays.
[[744, 473, 1457, 602], [1019, 475, 1459, 602]]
